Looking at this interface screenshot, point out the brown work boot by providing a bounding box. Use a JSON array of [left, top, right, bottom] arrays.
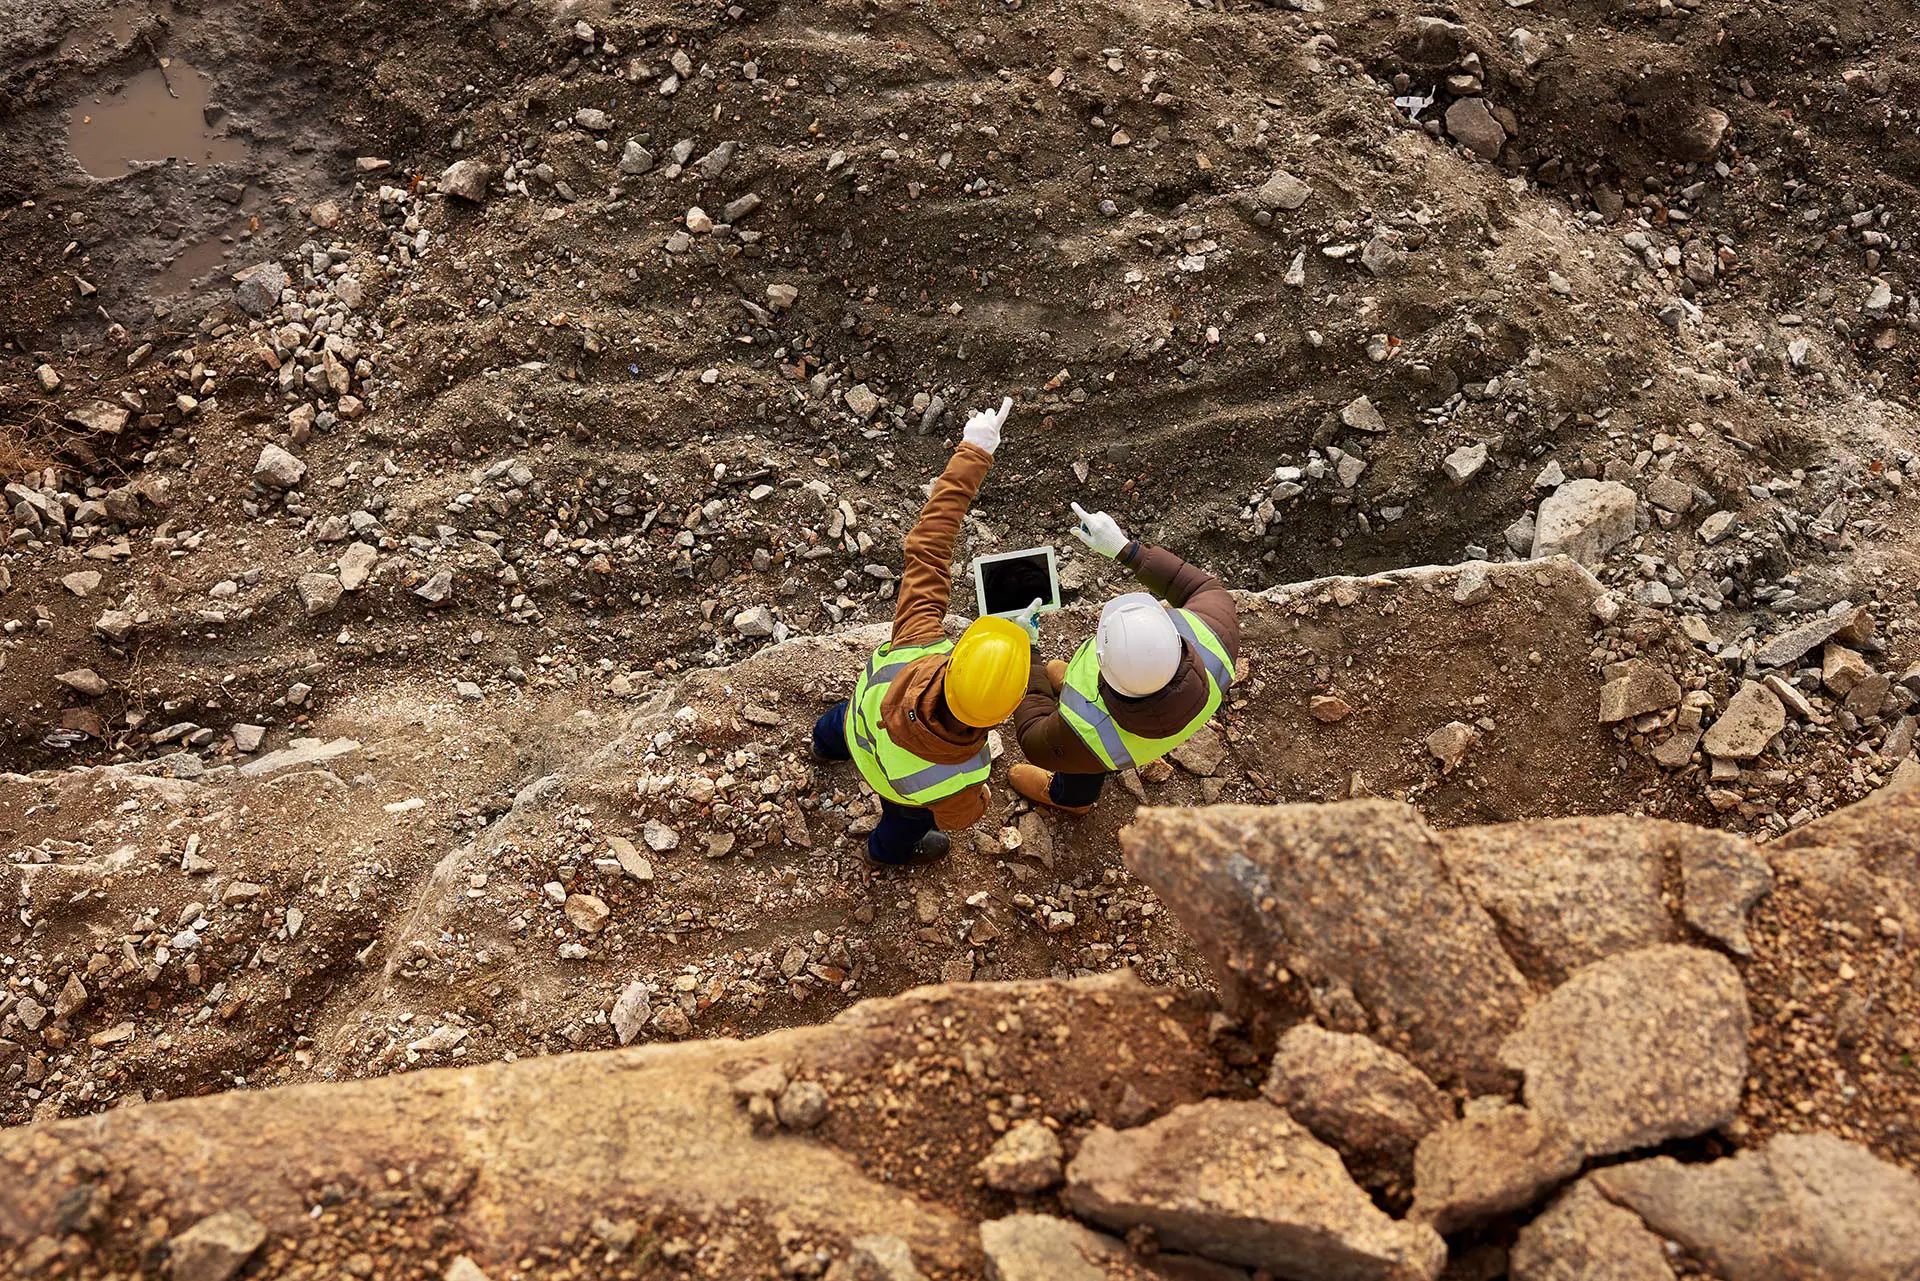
[[1011, 762, 1094, 816], [1045, 660, 1067, 695]]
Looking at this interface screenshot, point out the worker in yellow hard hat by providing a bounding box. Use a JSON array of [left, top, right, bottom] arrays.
[[811, 396, 1030, 865]]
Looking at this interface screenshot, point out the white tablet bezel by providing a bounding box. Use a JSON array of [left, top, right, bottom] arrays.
[[971, 545, 1061, 620]]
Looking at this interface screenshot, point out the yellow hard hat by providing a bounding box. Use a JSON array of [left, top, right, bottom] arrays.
[[944, 616, 1031, 728]]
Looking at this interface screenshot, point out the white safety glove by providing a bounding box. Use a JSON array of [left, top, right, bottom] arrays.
[[961, 395, 1013, 456], [1015, 597, 1044, 643], [1070, 501, 1130, 560]]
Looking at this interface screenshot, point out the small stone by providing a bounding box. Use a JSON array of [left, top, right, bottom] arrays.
[[1167, 725, 1227, 776], [1821, 644, 1873, 696], [231, 724, 266, 753], [607, 835, 655, 881], [574, 107, 611, 131], [1310, 694, 1353, 723], [611, 982, 651, 1046], [1531, 480, 1637, 564], [1673, 107, 1730, 162], [734, 605, 776, 637], [54, 972, 89, 1019], [414, 570, 454, 604], [685, 206, 715, 233], [1442, 442, 1488, 486], [440, 158, 496, 203], [777, 1080, 830, 1129], [1452, 563, 1493, 605], [1426, 721, 1477, 772], [619, 140, 656, 174], [297, 572, 343, 617], [835, 1235, 928, 1281], [766, 283, 799, 311], [55, 668, 109, 697], [1598, 662, 1682, 723], [446, 1257, 493, 1281], [564, 893, 611, 933], [252, 443, 307, 489], [1341, 395, 1388, 434], [167, 1212, 266, 1281], [1702, 681, 1785, 761], [1646, 475, 1694, 514], [1698, 511, 1738, 544], [642, 820, 681, 852], [1248, 169, 1313, 212], [232, 262, 289, 318], [337, 542, 378, 591], [34, 363, 61, 390], [309, 199, 342, 228], [978, 1120, 1066, 1193], [1445, 97, 1508, 159], [844, 383, 881, 419]]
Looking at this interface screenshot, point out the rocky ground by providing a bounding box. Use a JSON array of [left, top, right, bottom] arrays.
[[3, 0, 1920, 1274]]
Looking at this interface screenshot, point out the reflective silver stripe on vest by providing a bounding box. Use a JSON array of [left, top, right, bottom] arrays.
[[889, 743, 992, 796], [1169, 612, 1232, 689], [850, 648, 982, 798], [1060, 685, 1135, 770]]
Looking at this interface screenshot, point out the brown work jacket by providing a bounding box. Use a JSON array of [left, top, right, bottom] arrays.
[[872, 442, 994, 830]]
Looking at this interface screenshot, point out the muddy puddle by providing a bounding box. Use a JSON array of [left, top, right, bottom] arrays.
[[67, 59, 247, 179]]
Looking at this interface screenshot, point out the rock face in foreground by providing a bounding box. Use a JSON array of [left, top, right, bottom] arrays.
[[0, 972, 1227, 1278], [1263, 1025, 1451, 1188], [1119, 801, 1533, 1091], [1063, 1099, 1447, 1281], [1591, 1134, 1920, 1281], [1119, 801, 1774, 1091], [1498, 945, 1748, 1155]]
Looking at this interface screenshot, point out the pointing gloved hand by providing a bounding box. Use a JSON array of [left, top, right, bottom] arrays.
[[1015, 596, 1045, 643], [1070, 502, 1130, 560], [961, 396, 1014, 456]]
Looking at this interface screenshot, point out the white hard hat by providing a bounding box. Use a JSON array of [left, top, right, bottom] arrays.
[[1096, 592, 1182, 698]]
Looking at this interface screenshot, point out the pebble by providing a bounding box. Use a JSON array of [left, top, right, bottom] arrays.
[[440, 158, 496, 203], [1442, 442, 1488, 486], [252, 443, 308, 490], [734, 605, 776, 637], [56, 668, 109, 695], [565, 893, 611, 933]]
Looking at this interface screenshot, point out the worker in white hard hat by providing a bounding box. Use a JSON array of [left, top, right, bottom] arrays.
[[1010, 503, 1240, 814]]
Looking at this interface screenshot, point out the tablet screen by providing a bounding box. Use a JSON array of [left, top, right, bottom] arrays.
[[978, 551, 1054, 616]]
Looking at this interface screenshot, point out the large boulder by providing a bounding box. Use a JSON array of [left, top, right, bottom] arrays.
[[1530, 480, 1638, 564], [1435, 817, 1675, 983], [979, 1215, 1248, 1281], [1120, 802, 1532, 1091], [1262, 1025, 1450, 1186], [1497, 945, 1747, 1157], [1510, 1181, 1675, 1281], [1591, 1134, 1920, 1281], [1063, 1099, 1447, 1281], [1412, 945, 1749, 1233], [1409, 1104, 1581, 1234]]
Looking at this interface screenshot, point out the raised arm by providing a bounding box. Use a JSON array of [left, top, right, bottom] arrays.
[[890, 398, 1011, 646], [1121, 544, 1240, 663]]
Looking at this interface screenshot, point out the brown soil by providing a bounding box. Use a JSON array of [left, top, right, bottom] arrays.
[[1, 0, 1918, 1235]]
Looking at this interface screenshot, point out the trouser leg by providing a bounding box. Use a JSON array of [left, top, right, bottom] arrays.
[[868, 798, 938, 865], [812, 701, 852, 761], [1050, 771, 1107, 808]]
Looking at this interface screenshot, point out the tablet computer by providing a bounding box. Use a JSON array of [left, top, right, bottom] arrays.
[[972, 546, 1061, 620]]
